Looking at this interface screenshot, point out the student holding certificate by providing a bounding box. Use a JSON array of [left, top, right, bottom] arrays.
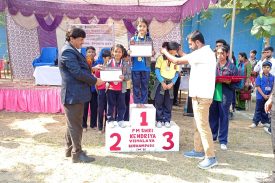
[[106, 44, 131, 128], [130, 18, 153, 108]]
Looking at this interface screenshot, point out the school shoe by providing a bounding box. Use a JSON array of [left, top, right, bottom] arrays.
[[72, 151, 95, 163], [264, 127, 272, 135], [249, 123, 257, 128], [220, 144, 228, 150], [118, 121, 126, 128], [156, 121, 162, 128], [183, 150, 205, 159], [198, 157, 218, 170], [164, 122, 171, 128], [262, 123, 271, 128], [108, 121, 115, 128]]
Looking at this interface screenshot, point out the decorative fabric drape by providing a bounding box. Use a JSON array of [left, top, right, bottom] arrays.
[[123, 19, 136, 35], [152, 23, 181, 60], [2, 0, 219, 23], [10, 12, 38, 30], [37, 16, 57, 49], [35, 14, 63, 32], [6, 12, 40, 79]]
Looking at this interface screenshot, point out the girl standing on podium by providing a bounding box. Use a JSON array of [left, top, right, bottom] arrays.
[[130, 18, 154, 108], [152, 42, 180, 128], [106, 44, 131, 128]]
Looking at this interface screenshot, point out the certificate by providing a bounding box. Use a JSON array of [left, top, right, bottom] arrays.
[[130, 43, 152, 57], [100, 68, 122, 82]]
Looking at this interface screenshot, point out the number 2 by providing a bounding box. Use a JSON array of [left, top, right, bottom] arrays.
[[110, 133, 121, 151], [162, 132, 174, 150]]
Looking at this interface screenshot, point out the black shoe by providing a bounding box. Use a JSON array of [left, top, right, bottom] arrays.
[[72, 151, 95, 163]]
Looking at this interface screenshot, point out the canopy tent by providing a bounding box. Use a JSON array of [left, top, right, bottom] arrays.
[[0, 0, 219, 80], [0, 0, 218, 23]]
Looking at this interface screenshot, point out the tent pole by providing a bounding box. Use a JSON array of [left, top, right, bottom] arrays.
[[229, 0, 237, 61]]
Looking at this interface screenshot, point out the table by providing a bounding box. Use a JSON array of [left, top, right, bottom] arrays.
[[33, 66, 62, 86]]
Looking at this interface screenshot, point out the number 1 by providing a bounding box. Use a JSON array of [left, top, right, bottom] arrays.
[[140, 112, 148, 126]]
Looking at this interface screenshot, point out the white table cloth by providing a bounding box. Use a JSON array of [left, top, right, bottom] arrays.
[[33, 66, 62, 86]]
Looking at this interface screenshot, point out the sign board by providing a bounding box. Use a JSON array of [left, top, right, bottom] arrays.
[[105, 104, 179, 152], [70, 24, 115, 57]]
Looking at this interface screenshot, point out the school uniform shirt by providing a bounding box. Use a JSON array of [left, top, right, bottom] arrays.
[[254, 57, 275, 75], [155, 55, 179, 81], [94, 69, 106, 90], [255, 73, 274, 100], [183, 45, 216, 99], [130, 36, 152, 72]]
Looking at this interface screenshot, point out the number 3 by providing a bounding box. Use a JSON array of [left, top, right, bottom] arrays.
[[162, 132, 174, 150], [110, 133, 121, 151]]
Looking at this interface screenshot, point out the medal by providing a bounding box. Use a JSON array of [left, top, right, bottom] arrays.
[[265, 86, 271, 91], [138, 57, 142, 61]]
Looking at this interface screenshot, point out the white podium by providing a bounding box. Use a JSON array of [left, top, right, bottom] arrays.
[[105, 104, 179, 152]]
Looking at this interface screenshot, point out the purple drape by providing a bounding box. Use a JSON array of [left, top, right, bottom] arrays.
[[2, 0, 219, 23], [37, 16, 57, 49], [79, 17, 89, 24], [123, 19, 136, 35], [35, 14, 63, 31], [98, 18, 108, 24]]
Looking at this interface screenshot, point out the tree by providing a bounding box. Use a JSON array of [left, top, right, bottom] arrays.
[[220, 0, 275, 46]]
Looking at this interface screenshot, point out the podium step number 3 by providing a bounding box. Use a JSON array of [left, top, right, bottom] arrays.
[[105, 104, 179, 152]]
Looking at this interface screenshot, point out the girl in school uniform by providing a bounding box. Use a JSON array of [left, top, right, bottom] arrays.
[[130, 18, 154, 108], [106, 44, 131, 128], [152, 41, 180, 128]]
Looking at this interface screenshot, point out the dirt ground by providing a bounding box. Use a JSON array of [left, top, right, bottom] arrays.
[[0, 102, 273, 183]]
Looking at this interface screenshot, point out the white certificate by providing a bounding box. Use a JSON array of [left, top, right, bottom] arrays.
[[130, 44, 152, 57], [100, 69, 122, 82]]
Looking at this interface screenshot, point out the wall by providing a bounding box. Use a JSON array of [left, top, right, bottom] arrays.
[[0, 26, 7, 59], [182, 8, 275, 60]]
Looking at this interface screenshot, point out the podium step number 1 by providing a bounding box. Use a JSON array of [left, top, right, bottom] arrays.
[[105, 104, 179, 152]]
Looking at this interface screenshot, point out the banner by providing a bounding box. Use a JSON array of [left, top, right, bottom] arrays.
[[70, 24, 115, 57]]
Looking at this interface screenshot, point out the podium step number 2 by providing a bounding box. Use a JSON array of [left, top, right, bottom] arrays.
[[105, 104, 179, 152]]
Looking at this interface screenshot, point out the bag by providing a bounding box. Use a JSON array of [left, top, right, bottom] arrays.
[[239, 90, 251, 100]]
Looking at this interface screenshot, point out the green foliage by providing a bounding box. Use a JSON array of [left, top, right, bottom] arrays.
[[251, 16, 275, 38], [219, 0, 274, 40], [199, 10, 212, 22], [0, 12, 5, 27]]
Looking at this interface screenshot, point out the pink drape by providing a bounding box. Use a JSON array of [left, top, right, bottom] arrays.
[[0, 87, 64, 113]]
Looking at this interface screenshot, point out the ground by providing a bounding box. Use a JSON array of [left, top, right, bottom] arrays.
[[0, 102, 272, 183]]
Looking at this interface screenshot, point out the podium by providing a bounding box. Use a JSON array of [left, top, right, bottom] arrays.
[[105, 104, 179, 152]]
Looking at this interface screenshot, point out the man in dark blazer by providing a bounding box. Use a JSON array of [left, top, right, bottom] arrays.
[[59, 27, 103, 163]]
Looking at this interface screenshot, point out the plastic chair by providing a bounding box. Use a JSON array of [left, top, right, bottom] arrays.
[[81, 47, 87, 57], [32, 47, 58, 67]]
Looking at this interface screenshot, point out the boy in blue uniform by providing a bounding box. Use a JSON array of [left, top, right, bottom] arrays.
[[251, 61, 274, 128]]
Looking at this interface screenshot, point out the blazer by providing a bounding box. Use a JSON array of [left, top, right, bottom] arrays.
[[58, 42, 97, 104]]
